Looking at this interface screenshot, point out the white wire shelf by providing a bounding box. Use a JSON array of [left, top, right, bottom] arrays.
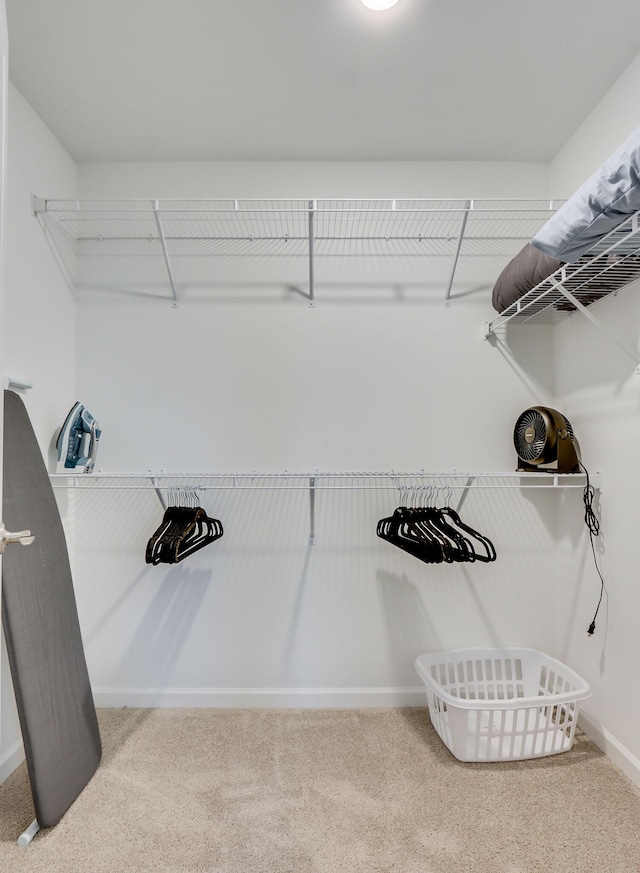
[[34, 197, 640, 353], [34, 198, 561, 245], [485, 212, 640, 369], [51, 469, 597, 546], [49, 470, 599, 491], [33, 197, 562, 306]]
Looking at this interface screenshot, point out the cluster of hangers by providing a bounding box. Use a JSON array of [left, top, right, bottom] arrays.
[[377, 485, 496, 564], [145, 483, 495, 565], [145, 486, 223, 565]]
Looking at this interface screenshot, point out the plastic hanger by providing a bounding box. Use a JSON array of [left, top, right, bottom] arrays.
[[377, 489, 445, 564], [437, 505, 496, 563], [377, 485, 496, 564], [145, 489, 224, 565], [422, 488, 476, 563]]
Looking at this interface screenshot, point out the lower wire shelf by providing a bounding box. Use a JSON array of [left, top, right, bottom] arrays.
[[49, 469, 599, 490], [50, 470, 598, 547]]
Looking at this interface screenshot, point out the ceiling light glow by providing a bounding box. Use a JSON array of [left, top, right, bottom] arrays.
[[361, 0, 400, 10]]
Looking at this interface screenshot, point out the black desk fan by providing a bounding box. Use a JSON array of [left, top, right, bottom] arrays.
[[513, 405, 605, 636], [513, 406, 580, 473]]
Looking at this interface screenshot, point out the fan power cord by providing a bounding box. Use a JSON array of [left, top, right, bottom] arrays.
[[579, 462, 604, 635]]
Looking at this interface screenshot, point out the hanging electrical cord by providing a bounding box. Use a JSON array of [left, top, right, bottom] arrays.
[[579, 462, 604, 635]]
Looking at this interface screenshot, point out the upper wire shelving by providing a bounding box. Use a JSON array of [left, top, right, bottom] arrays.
[[33, 197, 562, 307], [33, 196, 640, 365]]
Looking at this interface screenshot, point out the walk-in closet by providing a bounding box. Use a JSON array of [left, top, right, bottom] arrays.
[[1, 2, 640, 870]]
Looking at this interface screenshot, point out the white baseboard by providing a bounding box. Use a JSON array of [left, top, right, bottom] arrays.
[[93, 686, 429, 709], [4, 697, 634, 790], [0, 738, 24, 784], [578, 710, 640, 790]]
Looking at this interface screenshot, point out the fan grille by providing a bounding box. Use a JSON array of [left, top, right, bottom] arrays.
[[514, 409, 547, 462], [514, 407, 576, 464]]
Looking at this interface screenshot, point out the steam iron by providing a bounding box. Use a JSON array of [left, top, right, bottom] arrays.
[[56, 402, 101, 474]]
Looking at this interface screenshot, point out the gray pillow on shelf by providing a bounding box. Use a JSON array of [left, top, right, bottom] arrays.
[[492, 243, 563, 314], [531, 125, 640, 263]]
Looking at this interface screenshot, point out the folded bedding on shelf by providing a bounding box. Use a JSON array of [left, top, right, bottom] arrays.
[[531, 125, 640, 263], [491, 243, 563, 314]]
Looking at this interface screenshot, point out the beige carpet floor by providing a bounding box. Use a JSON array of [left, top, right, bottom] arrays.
[[0, 707, 639, 872]]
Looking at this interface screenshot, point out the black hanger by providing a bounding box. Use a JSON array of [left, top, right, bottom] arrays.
[[146, 505, 188, 565], [377, 489, 447, 564], [418, 505, 468, 563], [145, 490, 223, 565], [377, 485, 496, 564], [417, 489, 476, 563], [437, 506, 496, 563], [377, 507, 443, 564], [172, 508, 223, 563]]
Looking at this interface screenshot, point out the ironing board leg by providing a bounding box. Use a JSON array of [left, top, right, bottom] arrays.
[[17, 818, 40, 846]]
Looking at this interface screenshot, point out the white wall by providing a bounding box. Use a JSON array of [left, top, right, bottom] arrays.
[[550, 52, 640, 782], [0, 83, 77, 779], [64, 159, 578, 708], [78, 160, 550, 200]]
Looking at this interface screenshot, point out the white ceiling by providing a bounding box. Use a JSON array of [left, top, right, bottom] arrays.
[[6, 0, 640, 164]]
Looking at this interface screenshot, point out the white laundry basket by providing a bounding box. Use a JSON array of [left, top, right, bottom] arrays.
[[415, 647, 591, 762]]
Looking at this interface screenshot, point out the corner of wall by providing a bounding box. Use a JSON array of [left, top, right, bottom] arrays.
[[549, 52, 640, 194]]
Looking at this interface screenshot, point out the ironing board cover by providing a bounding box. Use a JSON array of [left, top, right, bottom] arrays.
[[1, 390, 101, 829]]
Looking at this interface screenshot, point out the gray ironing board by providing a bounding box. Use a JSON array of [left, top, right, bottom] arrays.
[[1, 390, 101, 835]]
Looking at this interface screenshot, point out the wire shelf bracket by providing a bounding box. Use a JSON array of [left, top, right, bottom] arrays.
[[152, 200, 179, 308], [444, 200, 470, 306], [308, 200, 315, 307], [553, 278, 640, 373]]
